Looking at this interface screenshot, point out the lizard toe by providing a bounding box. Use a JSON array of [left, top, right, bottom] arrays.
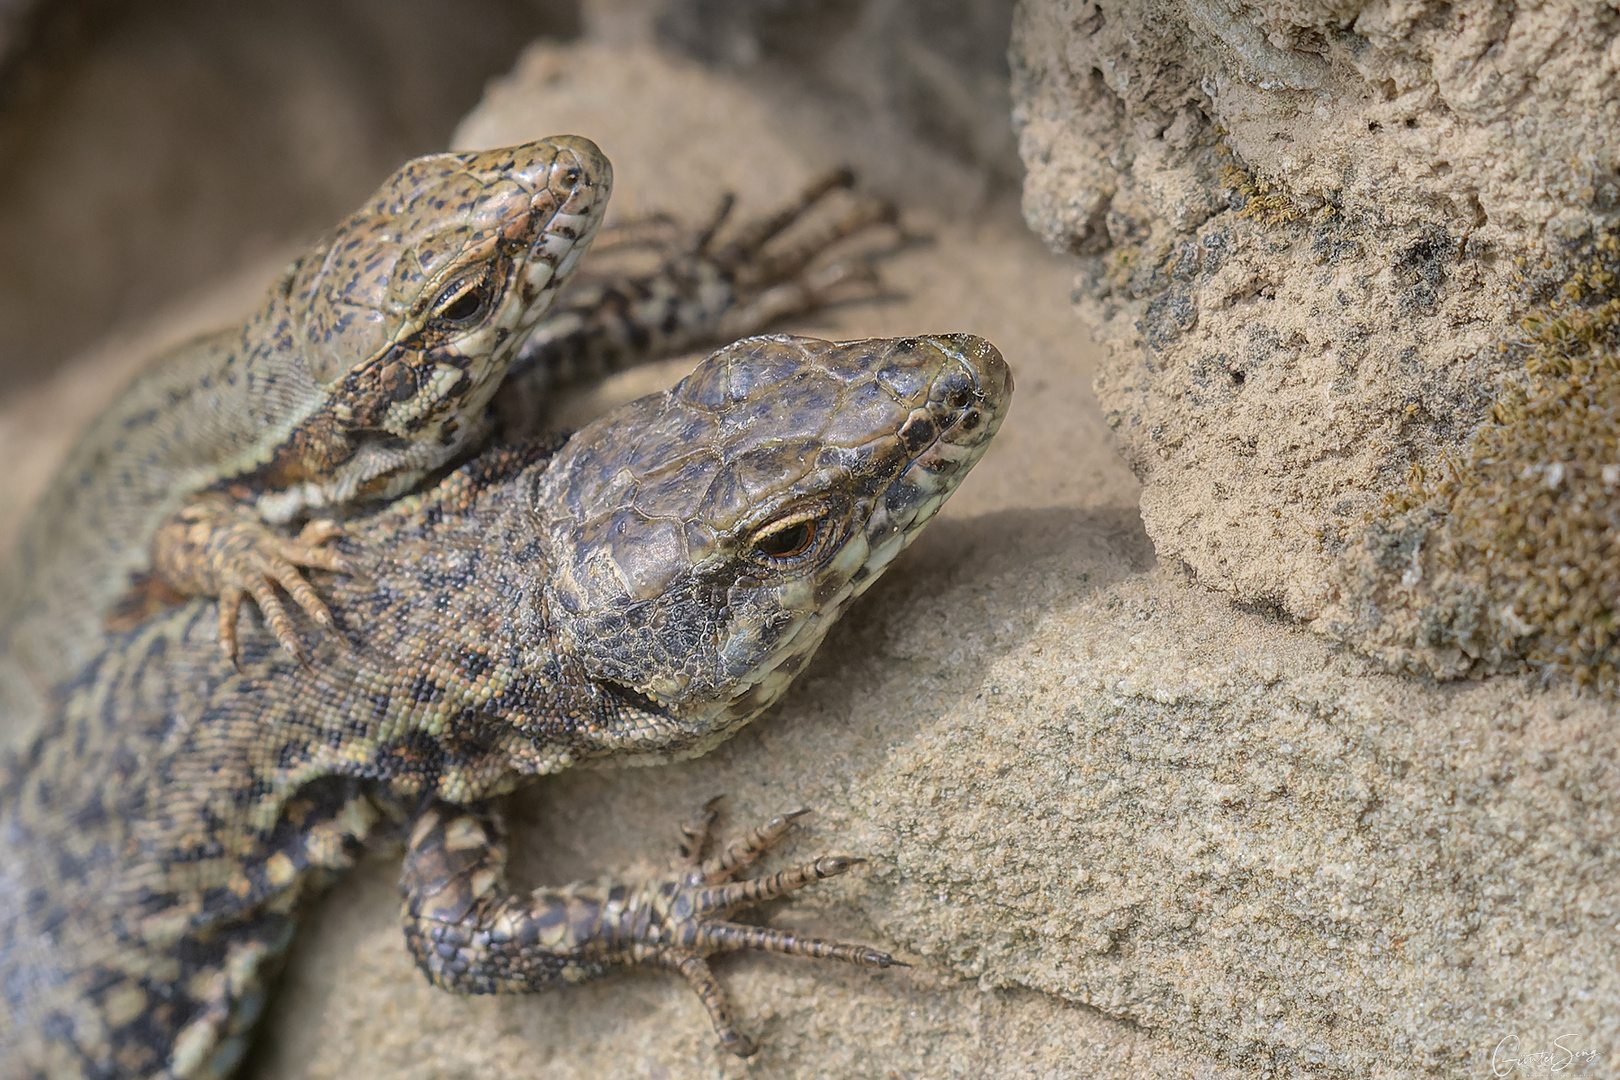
[[242, 572, 305, 664], [155, 495, 355, 665]]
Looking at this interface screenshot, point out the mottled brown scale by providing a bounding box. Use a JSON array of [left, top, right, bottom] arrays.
[[0, 333, 1010, 1078], [1, 160, 902, 733], [0, 135, 610, 709]]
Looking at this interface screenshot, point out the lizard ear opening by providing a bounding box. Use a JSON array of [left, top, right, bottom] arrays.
[[598, 680, 671, 719]]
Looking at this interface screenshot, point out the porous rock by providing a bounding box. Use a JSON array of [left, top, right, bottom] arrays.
[[1012, 0, 1620, 681]]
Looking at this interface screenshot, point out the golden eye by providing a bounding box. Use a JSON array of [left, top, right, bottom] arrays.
[[751, 519, 817, 561], [430, 275, 492, 327]]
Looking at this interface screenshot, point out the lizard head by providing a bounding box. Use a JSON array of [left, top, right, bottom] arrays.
[[259, 135, 611, 512], [532, 333, 1012, 762]]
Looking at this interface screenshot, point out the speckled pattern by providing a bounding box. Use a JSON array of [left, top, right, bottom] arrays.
[[0, 147, 896, 730], [0, 333, 1010, 1079], [0, 135, 610, 713]]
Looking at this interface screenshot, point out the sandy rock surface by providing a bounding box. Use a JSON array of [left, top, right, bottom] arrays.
[[1013, 0, 1620, 682], [1, 22, 1616, 1080], [253, 41, 1614, 1079]]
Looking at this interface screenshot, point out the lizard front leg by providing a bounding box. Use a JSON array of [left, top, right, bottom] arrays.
[[152, 494, 354, 664], [399, 799, 901, 1057]]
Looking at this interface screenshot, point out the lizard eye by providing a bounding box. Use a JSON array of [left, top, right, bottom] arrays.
[[429, 275, 493, 328], [748, 514, 821, 565]]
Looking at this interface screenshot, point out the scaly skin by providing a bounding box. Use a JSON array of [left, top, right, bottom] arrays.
[[0, 135, 611, 715], [493, 167, 897, 439], [0, 333, 1011, 1078], [0, 155, 896, 746]]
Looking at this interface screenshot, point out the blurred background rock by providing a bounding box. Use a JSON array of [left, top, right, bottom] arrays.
[[0, 0, 1016, 394]]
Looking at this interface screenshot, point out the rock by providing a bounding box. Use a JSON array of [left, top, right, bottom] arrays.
[[2, 18, 1615, 1080], [1012, 0, 1620, 683], [249, 38, 1615, 1080]]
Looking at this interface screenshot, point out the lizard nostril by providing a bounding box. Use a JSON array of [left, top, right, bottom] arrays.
[[935, 367, 976, 413]]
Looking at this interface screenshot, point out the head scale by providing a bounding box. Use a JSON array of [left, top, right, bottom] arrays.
[[292, 135, 610, 386], [532, 333, 1012, 761], [263, 136, 610, 510]]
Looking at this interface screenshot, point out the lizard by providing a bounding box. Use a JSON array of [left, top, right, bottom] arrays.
[[0, 134, 614, 723], [493, 166, 898, 437], [0, 136, 897, 744], [0, 331, 1013, 1078]]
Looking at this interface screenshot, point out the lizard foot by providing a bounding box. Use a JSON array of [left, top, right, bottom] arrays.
[[401, 799, 903, 1058], [652, 801, 904, 1057], [497, 169, 904, 440], [152, 496, 354, 664]]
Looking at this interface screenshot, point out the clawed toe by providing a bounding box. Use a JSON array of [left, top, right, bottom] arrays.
[[679, 795, 726, 866], [154, 496, 356, 666], [680, 801, 812, 885], [284, 521, 358, 576], [221, 548, 348, 664], [655, 803, 902, 1055]]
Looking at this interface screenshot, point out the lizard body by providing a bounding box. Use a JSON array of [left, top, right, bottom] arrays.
[[0, 333, 1011, 1078]]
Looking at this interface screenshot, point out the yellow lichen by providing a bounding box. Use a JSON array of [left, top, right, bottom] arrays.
[[1220, 164, 1305, 225], [1103, 244, 1141, 293], [1365, 232, 1620, 689]]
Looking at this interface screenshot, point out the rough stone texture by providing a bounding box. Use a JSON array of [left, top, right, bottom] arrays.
[[270, 39, 1616, 1080], [1012, 0, 1620, 679], [1336, 260, 1620, 688], [2, 15, 1617, 1080]]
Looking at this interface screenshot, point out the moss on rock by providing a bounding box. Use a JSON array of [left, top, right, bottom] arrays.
[[1333, 233, 1620, 689]]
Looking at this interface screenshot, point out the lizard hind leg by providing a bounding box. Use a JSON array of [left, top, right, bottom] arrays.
[[497, 169, 901, 443], [398, 800, 902, 1057], [704, 167, 854, 266], [709, 180, 904, 343]]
